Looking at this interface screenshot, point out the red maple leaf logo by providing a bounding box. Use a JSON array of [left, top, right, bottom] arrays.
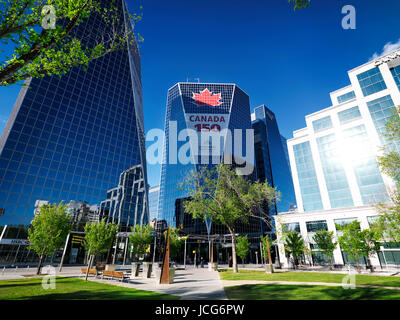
[[192, 89, 223, 107]]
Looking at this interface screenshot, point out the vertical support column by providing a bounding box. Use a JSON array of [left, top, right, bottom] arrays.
[[183, 238, 187, 269], [123, 237, 128, 266], [112, 236, 118, 265]]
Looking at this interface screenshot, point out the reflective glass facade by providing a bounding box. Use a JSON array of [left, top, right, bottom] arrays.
[[312, 116, 332, 132], [99, 165, 148, 232], [0, 0, 147, 247], [338, 106, 361, 124], [342, 125, 388, 204], [148, 185, 159, 221], [316, 133, 353, 208], [357, 67, 387, 96], [292, 141, 323, 211], [252, 105, 296, 214], [391, 65, 400, 91], [337, 91, 356, 104], [367, 95, 400, 153], [158, 83, 259, 237]]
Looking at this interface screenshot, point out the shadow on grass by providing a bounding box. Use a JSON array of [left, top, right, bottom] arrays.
[[27, 289, 177, 300], [225, 284, 400, 300], [0, 277, 178, 300]]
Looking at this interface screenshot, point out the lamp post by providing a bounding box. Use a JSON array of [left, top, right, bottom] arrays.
[[183, 238, 187, 269]]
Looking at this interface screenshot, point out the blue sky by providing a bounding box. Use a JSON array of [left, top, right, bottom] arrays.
[[1, 0, 400, 187]]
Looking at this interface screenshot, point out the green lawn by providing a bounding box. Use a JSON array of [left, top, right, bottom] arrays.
[[219, 270, 400, 287], [224, 284, 400, 300], [0, 277, 179, 300]]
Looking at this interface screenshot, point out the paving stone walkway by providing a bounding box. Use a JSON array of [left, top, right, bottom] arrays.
[[88, 266, 228, 300]]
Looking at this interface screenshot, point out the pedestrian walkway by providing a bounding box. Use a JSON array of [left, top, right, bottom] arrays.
[[89, 266, 227, 300]]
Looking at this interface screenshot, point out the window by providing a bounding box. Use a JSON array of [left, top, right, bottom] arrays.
[[337, 91, 356, 104], [312, 116, 332, 133], [293, 141, 323, 211], [338, 106, 361, 124], [357, 67, 387, 96], [367, 95, 400, 153], [316, 133, 353, 208], [306, 220, 328, 233], [342, 125, 388, 204], [390, 65, 400, 92], [283, 222, 300, 233], [334, 218, 357, 230]]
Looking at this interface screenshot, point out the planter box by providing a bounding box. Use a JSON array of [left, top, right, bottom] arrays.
[[208, 262, 218, 271], [264, 264, 274, 273], [130, 263, 141, 279], [142, 262, 153, 278], [105, 264, 116, 271]]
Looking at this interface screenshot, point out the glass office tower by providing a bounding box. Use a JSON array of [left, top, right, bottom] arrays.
[[157, 83, 259, 237], [252, 105, 296, 214], [148, 185, 160, 222], [99, 164, 148, 232], [0, 0, 148, 263]]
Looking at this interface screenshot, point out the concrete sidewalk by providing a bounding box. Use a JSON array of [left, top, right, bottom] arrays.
[[89, 266, 227, 300]]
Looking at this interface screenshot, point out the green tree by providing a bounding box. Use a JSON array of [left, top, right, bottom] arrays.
[[27, 201, 71, 275], [164, 227, 187, 262], [337, 220, 380, 273], [282, 231, 306, 269], [181, 164, 278, 273], [129, 224, 154, 262], [312, 230, 337, 270], [289, 0, 311, 10], [374, 106, 400, 248], [377, 106, 400, 184], [372, 193, 400, 245], [83, 218, 118, 280], [260, 234, 273, 266], [0, 0, 142, 86], [236, 235, 250, 267]]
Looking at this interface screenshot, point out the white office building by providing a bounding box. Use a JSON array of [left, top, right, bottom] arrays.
[[275, 50, 400, 269]]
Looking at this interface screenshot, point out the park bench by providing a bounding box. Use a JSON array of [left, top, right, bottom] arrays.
[[112, 271, 130, 282], [80, 268, 99, 278], [102, 270, 114, 280]]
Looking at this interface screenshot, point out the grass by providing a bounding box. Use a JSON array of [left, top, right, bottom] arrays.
[[224, 284, 400, 300], [219, 270, 400, 288], [0, 277, 179, 300]]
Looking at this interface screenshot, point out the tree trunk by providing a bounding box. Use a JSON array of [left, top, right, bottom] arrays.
[[355, 260, 361, 273], [36, 254, 45, 275], [368, 257, 374, 273], [330, 256, 334, 271], [230, 231, 238, 273], [85, 255, 94, 281], [265, 237, 273, 265]]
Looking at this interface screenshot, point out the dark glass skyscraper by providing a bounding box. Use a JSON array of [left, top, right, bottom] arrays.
[[252, 105, 296, 215], [157, 83, 259, 237], [0, 0, 148, 262]]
